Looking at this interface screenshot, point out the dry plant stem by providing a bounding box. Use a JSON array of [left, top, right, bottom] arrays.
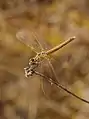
[[46, 36, 76, 55], [34, 71, 89, 104]]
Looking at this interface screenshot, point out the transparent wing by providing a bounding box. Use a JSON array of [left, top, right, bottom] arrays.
[[16, 29, 44, 53], [37, 58, 58, 99], [38, 60, 51, 99], [45, 57, 60, 84], [34, 60, 89, 104]]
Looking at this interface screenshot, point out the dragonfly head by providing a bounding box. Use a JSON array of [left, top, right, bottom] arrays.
[[29, 58, 35, 64], [29, 57, 39, 66]]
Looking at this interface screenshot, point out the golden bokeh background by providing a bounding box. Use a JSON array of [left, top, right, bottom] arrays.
[[0, 0, 89, 119]]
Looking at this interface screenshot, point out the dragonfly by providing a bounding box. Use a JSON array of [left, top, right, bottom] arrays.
[[16, 29, 89, 104]]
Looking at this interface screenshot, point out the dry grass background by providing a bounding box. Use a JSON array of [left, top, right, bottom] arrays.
[[0, 0, 89, 119]]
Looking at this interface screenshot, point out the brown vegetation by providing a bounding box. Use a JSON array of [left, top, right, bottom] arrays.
[[0, 0, 89, 119]]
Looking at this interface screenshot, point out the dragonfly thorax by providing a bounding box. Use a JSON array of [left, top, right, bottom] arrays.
[[24, 57, 40, 77], [35, 51, 47, 60]]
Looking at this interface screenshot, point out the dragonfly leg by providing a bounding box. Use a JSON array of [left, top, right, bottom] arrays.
[[24, 66, 34, 77]]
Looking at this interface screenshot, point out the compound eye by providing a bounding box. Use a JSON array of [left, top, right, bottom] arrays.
[[30, 58, 34, 62], [37, 53, 40, 56], [42, 52, 44, 54], [31, 58, 34, 61]]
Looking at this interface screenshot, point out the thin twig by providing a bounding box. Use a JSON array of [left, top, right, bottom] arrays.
[[34, 71, 89, 104]]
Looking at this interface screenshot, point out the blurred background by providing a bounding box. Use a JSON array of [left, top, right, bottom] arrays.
[[0, 0, 89, 119]]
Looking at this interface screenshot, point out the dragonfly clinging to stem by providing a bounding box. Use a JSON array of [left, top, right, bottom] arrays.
[[16, 29, 89, 104]]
